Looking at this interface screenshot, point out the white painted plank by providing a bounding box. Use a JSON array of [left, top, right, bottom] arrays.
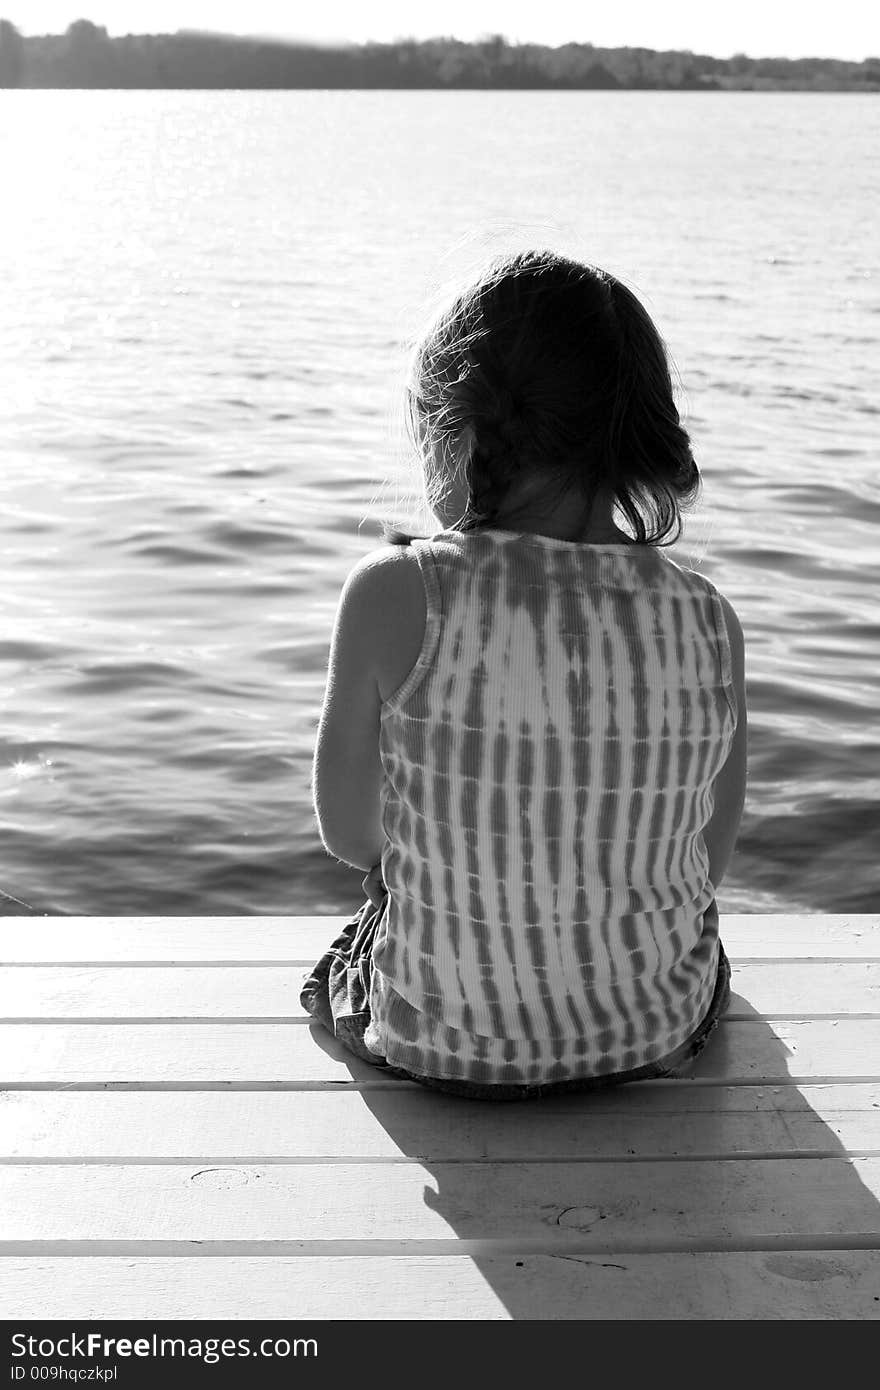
[[2, 962, 878, 1020], [1, 915, 878, 964], [0, 966, 311, 1018], [2, 1158, 880, 1246], [0, 917, 314, 963], [722, 916, 880, 958], [2, 1086, 880, 1161], [729, 964, 880, 1017], [2, 1252, 879, 1320], [1, 1019, 879, 1085]]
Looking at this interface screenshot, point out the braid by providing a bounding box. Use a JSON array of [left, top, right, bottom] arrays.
[[448, 361, 529, 523], [465, 446, 506, 520]]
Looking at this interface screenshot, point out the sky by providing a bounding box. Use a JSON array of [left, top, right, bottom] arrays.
[[3, 1, 878, 61]]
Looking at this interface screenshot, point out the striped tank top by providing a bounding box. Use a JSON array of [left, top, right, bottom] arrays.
[[362, 527, 738, 1085]]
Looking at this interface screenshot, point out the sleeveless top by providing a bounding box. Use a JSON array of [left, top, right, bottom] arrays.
[[362, 527, 738, 1085]]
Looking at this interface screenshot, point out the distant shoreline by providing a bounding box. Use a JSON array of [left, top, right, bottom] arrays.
[[4, 84, 879, 94], [0, 25, 877, 93], [3, 87, 877, 95]]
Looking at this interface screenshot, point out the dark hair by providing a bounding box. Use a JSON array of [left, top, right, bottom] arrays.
[[383, 249, 700, 546]]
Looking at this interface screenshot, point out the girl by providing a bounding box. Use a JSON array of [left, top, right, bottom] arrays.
[[302, 249, 747, 1101]]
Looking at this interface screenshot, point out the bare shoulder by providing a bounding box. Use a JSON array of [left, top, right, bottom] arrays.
[[342, 542, 425, 612], [346, 540, 421, 580], [338, 543, 427, 702]]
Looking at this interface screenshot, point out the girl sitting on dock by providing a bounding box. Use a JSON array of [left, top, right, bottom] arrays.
[[302, 249, 747, 1101]]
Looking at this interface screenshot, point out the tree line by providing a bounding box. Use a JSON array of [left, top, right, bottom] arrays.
[[1, 20, 878, 91]]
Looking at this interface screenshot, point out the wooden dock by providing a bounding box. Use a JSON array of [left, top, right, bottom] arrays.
[[1, 914, 878, 1319]]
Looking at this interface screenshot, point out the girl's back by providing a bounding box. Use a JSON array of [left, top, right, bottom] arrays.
[[307, 248, 747, 1100], [364, 526, 738, 1085]]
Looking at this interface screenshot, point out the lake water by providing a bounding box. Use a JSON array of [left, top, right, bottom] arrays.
[[0, 90, 877, 917]]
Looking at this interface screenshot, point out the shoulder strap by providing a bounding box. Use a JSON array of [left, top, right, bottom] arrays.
[[380, 540, 442, 712]]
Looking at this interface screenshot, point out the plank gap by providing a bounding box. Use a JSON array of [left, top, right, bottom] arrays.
[[5, 1075, 880, 1092], [6, 956, 880, 969], [0, 960, 317, 969], [3, 1235, 880, 1258], [4, 1013, 880, 1025], [2, 1150, 879, 1166], [0, 1017, 312, 1025]]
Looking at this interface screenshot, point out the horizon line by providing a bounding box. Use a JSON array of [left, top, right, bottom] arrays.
[[9, 28, 877, 65]]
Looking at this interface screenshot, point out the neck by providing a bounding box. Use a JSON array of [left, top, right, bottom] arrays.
[[491, 482, 633, 545]]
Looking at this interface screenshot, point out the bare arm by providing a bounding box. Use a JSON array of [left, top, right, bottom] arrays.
[[311, 554, 387, 872], [311, 545, 423, 872], [702, 593, 748, 892]]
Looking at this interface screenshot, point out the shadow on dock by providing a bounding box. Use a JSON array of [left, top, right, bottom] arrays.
[[306, 993, 880, 1318]]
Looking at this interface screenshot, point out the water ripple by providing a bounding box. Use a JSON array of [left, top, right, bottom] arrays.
[[0, 89, 876, 915]]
